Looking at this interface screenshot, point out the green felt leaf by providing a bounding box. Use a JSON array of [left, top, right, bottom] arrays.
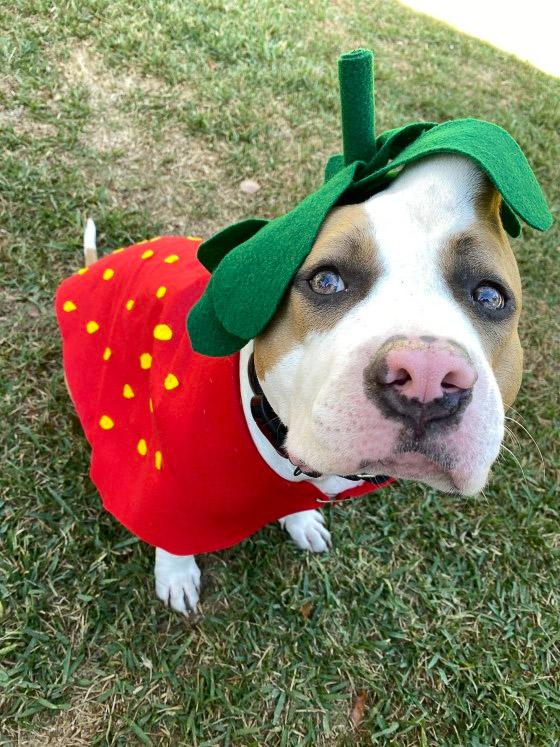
[[187, 282, 248, 356], [338, 48, 376, 165], [198, 217, 269, 272], [500, 202, 522, 238], [350, 118, 553, 232]]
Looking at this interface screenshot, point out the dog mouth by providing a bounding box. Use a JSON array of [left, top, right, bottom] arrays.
[[359, 453, 458, 491], [287, 420, 490, 494], [287, 454, 323, 478], [287, 448, 458, 490], [354, 431, 462, 490]]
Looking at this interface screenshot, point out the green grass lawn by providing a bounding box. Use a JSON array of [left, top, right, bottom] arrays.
[[1, 0, 559, 743]]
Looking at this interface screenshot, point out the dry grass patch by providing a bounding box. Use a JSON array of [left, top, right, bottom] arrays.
[[56, 43, 256, 237], [16, 677, 115, 746]]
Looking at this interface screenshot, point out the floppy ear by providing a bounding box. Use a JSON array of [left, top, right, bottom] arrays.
[[474, 178, 521, 237], [500, 203, 522, 238]]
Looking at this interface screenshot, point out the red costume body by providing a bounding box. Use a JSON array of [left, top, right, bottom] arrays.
[[55, 237, 391, 555]]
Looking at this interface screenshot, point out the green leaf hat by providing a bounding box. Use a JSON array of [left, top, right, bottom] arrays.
[[187, 49, 553, 357]]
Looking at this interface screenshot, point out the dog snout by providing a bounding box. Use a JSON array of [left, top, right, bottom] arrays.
[[364, 337, 477, 435]]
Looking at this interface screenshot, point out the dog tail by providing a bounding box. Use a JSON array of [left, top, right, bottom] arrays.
[[83, 218, 97, 266]]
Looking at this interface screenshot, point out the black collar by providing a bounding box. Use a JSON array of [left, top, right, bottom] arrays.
[[248, 353, 389, 486]]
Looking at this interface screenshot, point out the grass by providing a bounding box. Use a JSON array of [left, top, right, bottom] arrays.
[[1, 0, 559, 743]]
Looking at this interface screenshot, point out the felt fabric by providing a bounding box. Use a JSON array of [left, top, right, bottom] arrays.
[[198, 217, 269, 273], [55, 237, 392, 555], [339, 48, 376, 165], [187, 48, 553, 357]]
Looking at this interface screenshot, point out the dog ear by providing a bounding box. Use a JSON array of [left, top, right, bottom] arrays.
[[499, 203, 522, 237], [475, 178, 522, 238]]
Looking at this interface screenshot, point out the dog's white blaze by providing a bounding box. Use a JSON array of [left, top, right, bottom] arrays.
[[260, 155, 505, 495], [239, 342, 361, 495], [340, 155, 486, 351]]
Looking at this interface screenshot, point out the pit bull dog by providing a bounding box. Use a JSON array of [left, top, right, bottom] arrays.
[[57, 153, 524, 614]]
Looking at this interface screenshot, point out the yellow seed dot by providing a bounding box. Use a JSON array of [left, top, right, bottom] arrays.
[[140, 353, 152, 370], [103, 268, 115, 280], [153, 324, 172, 341], [186, 235, 202, 242], [103, 347, 112, 361], [137, 438, 148, 456], [86, 321, 99, 334], [164, 254, 179, 264], [141, 249, 154, 260], [149, 398, 154, 413], [78, 267, 89, 275], [164, 373, 179, 390], [155, 286, 167, 299], [155, 451, 163, 470], [125, 299, 135, 311], [63, 300, 77, 312], [123, 384, 135, 399], [112, 247, 124, 254], [99, 415, 114, 430]]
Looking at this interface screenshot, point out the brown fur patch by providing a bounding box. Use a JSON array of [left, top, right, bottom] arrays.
[[441, 186, 523, 407], [254, 203, 380, 379]]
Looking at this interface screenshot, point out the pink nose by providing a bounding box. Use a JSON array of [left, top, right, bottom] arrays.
[[364, 338, 477, 435], [383, 342, 477, 403]]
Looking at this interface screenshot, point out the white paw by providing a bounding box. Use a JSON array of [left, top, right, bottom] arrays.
[[279, 509, 332, 553], [154, 549, 201, 615]]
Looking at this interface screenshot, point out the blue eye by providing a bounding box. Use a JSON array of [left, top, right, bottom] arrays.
[[472, 283, 505, 310], [309, 269, 346, 295]]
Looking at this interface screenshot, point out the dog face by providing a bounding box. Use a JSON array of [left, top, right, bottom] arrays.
[[253, 155, 523, 495]]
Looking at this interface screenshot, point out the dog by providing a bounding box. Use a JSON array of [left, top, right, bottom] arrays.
[[57, 153, 523, 615]]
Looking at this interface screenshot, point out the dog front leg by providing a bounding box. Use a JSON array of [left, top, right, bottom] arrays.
[[154, 548, 201, 614], [278, 509, 332, 552]]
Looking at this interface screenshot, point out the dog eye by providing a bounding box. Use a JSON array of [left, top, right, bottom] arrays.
[[309, 268, 346, 295], [472, 283, 505, 310]]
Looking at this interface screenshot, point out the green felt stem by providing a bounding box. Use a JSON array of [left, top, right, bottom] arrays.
[[338, 49, 376, 165]]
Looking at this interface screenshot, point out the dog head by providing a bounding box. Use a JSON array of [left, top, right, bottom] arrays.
[[253, 154, 523, 495]]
